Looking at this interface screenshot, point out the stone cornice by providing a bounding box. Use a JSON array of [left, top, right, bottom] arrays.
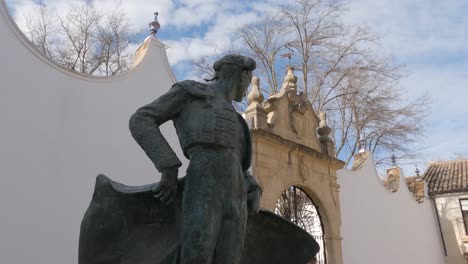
[[251, 128, 345, 169]]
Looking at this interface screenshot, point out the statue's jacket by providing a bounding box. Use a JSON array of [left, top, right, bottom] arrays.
[[129, 79, 252, 174]]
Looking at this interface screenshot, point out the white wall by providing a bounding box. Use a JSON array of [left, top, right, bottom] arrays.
[[338, 153, 445, 264], [0, 2, 188, 263], [434, 193, 468, 264]]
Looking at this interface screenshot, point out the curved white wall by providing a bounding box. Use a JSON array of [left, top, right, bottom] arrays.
[[0, 2, 187, 263], [338, 153, 445, 264]]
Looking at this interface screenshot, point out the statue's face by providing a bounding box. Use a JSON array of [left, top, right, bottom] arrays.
[[234, 70, 252, 102]]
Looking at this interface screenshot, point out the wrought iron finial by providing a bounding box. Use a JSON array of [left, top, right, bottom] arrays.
[[280, 44, 294, 67], [415, 165, 420, 177], [149, 12, 161, 37], [391, 153, 396, 166]]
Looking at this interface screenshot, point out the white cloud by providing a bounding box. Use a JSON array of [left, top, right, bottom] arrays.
[[92, 0, 174, 31], [7, 0, 174, 34], [343, 0, 468, 59], [164, 37, 217, 65], [342, 0, 468, 166], [162, 3, 265, 66]]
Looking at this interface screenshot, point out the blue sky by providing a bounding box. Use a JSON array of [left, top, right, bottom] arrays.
[[5, 0, 468, 174]]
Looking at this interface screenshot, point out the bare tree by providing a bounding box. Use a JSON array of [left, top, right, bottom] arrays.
[[283, 0, 343, 97], [56, 2, 102, 74], [237, 14, 289, 94], [232, 0, 429, 167], [24, 4, 56, 59], [95, 9, 132, 75], [22, 2, 134, 76]]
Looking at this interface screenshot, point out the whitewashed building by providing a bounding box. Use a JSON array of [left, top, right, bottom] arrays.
[[423, 159, 468, 264]]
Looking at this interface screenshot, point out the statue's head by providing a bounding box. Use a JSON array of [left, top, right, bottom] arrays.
[[212, 54, 256, 102]]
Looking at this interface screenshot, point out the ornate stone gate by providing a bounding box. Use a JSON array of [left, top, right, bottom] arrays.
[[243, 68, 345, 264]]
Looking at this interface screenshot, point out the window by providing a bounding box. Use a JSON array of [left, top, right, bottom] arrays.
[[459, 199, 468, 235]]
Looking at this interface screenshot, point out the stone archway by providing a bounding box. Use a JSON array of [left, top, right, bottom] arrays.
[[275, 185, 326, 264], [243, 67, 345, 264]]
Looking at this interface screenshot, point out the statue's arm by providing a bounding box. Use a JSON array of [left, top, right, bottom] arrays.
[[129, 84, 189, 172], [245, 170, 262, 215]]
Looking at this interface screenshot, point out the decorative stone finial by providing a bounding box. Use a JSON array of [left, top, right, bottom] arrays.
[[280, 67, 298, 92], [244, 76, 268, 130], [149, 12, 161, 37], [247, 76, 264, 108], [317, 112, 331, 137], [317, 112, 335, 156]]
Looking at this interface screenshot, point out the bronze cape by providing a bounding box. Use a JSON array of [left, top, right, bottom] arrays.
[[79, 175, 319, 264]]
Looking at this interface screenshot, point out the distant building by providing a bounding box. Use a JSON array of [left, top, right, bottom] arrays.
[[423, 159, 468, 264]]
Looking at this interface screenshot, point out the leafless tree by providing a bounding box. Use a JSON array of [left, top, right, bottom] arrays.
[[207, 0, 430, 167], [23, 2, 133, 76], [24, 4, 56, 59], [95, 9, 132, 75], [237, 14, 289, 94]]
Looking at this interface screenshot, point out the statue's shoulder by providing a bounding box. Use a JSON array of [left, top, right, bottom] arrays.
[[172, 80, 215, 98]]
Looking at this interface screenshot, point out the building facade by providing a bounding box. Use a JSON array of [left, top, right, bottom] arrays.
[[424, 159, 468, 264]]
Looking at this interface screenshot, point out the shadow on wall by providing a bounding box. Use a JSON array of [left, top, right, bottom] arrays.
[[438, 197, 465, 260]]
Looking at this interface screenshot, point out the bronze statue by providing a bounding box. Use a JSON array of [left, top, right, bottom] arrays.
[[129, 55, 262, 263], [78, 54, 319, 264]]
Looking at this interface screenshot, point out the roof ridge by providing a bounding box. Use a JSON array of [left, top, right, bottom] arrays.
[[429, 159, 468, 165]]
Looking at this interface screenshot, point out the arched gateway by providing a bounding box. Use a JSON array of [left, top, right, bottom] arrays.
[[243, 68, 345, 264], [275, 186, 326, 263]]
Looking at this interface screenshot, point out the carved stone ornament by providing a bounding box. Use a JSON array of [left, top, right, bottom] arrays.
[[288, 91, 309, 139]]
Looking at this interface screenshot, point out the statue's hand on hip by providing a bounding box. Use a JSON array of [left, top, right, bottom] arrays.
[[153, 166, 178, 204], [245, 171, 262, 215], [247, 187, 261, 215]]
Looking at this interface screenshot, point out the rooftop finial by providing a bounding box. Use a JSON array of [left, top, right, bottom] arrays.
[[317, 112, 331, 138], [279, 67, 298, 92], [391, 153, 397, 167], [247, 76, 264, 110], [317, 112, 335, 156], [149, 12, 161, 37]]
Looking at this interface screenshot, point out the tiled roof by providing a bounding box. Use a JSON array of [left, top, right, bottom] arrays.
[[423, 159, 468, 195]]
